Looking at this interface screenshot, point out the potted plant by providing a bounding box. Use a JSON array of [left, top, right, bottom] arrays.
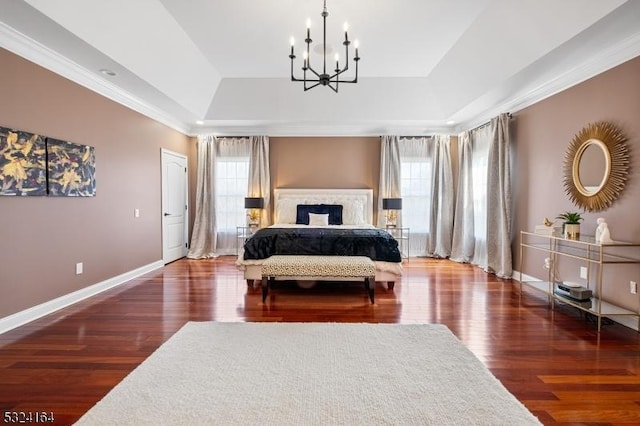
[[556, 211, 583, 239]]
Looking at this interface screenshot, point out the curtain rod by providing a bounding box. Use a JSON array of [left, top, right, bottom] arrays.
[[385, 113, 514, 138], [467, 112, 512, 133], [212, 115, 513, 139]]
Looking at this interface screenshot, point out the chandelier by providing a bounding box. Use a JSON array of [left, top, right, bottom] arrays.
[[289, 0, 360, 92]]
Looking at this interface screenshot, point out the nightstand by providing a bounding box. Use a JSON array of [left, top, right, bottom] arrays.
[[236, 225, 259, 256], [385, 226, 410, 261]]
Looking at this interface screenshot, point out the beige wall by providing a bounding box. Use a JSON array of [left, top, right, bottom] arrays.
[[513, 55, 640, 311], [270, 136, 381, 221], [270, 136, 380, 189], [0, 48, 196, 318]]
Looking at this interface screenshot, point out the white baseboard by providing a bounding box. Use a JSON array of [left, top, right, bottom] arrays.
[[0, 260, 164, 335], [610, 316, 639, 331], [512, 270, 540, 284], [512, 269, 639, 332]]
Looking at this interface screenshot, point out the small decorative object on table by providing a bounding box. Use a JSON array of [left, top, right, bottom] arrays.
[[535, 217, 561, 236], [595, 217, 613, 244], [556, 211, 583, 239]]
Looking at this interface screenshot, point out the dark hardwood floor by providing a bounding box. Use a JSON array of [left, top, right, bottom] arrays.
[[1, 257, 640, 425]]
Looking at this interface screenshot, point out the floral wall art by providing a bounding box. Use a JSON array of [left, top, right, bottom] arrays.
[[47, 138, 96, 196], [0, 126, 96, 197], [0, 127, 47, 196]]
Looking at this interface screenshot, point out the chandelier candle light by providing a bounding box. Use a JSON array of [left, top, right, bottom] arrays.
[[289, 0, 360, 92]]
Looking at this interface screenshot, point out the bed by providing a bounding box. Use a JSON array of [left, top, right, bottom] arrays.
[[235, 188, 403, 287]]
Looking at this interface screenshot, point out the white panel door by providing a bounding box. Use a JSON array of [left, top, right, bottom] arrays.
[[162, 149, 188, 263]]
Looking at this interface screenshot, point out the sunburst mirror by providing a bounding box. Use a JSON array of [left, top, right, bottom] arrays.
[[562, 121, 629, 212]]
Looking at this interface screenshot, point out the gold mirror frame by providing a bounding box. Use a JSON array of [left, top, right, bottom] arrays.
[[562, 121, 629, 212], [573, 138, 610, 196]]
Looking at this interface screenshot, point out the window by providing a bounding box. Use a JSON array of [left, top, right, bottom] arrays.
[[400, 158, 431, 234], [398, 137, 433, 257], [471, 126, 491, 242], [214, 138, 250, 255], [215, 157, 249, 234]]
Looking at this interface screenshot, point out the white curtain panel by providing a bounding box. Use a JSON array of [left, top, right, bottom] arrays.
[[485, 113, 512, 278], [248, 136, 271, 227], [377, 135, 401, 228], [450, 114, 512, 278], [188, 136, 255, 258], [427, 135, 454, 258], [217, 137, 251, 157], [450, 131, 475, 263], [187, 135, 218, 259]]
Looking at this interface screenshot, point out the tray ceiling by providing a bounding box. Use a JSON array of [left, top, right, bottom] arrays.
[[1, 0, 639, 135]]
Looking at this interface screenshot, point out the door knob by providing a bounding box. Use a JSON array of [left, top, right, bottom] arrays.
[[164, 212, 170, 216]]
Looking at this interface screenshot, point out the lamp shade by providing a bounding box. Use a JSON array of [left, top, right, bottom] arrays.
[[244, 197, 264, 209], [382, 198, 402, 210]]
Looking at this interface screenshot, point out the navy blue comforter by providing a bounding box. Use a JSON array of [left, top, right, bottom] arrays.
[[243, 227, 402, 263]]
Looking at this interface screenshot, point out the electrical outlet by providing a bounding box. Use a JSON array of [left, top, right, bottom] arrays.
[[631, 281, 637, 294], [134, 208, 140, 218], [580, 267, 588, 279], [75, 262, 83, 275]]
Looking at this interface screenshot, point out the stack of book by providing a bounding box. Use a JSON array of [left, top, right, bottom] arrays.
[[535, 225, 561, 236]]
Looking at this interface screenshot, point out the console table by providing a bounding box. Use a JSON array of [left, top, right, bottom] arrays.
[[519, 230, 640, 332]]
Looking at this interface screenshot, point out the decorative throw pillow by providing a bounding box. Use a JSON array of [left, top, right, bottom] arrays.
[[296, 204, 343, 225], [276, 199, 297, 224], [342, 199, 366, 225], [308, 213, 329, 226]]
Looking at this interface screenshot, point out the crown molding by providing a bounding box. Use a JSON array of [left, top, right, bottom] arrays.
[[455, 29, 640, 133], [508, 29, 640, 115], [0, 21, 190, 134], [191, 120, 453, 137]]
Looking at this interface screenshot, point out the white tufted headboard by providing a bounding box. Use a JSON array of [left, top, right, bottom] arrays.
[[273, 188, 374, 225]]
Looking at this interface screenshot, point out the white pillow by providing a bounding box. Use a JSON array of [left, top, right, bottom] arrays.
[[308, 213, 329, 226], [342, 199, 366, 225]]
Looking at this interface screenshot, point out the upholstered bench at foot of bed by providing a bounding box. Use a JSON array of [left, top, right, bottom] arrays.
[[261, 255, 377, 303]]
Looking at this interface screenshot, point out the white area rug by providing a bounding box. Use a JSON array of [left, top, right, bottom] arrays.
[[76, 322, 540, 425]]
